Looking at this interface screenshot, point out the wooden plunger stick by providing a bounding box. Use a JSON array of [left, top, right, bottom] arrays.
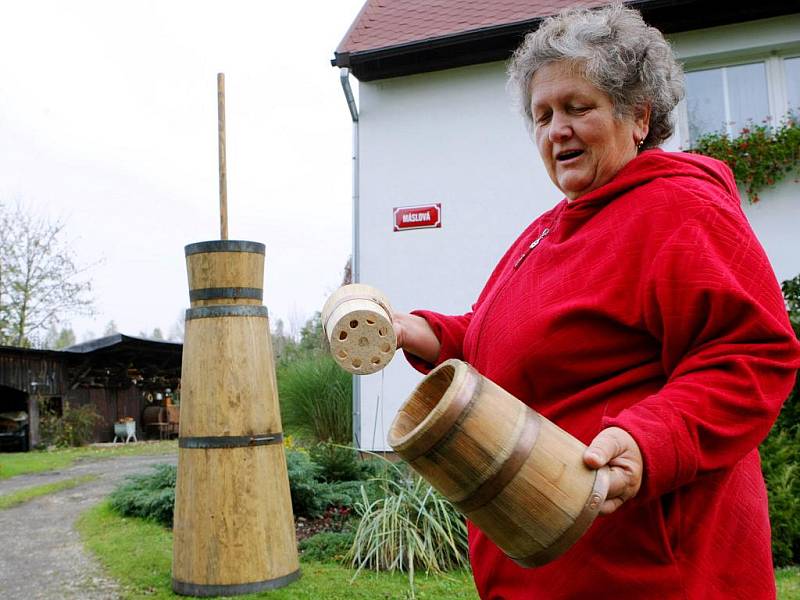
[[217, 73, 228, 240]]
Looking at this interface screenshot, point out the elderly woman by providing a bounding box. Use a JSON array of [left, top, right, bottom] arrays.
[[393, 4, 800, 599]]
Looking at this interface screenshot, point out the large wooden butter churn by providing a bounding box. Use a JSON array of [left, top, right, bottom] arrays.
[[172, 240, 299, 596]]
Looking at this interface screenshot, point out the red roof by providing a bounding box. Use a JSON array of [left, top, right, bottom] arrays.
[[337, 0, 612, 55]]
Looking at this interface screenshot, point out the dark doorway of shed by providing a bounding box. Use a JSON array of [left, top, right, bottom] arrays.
[[0, 385, 29, 452]]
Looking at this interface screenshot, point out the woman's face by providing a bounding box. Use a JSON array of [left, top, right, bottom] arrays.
[[530, 62, 649, 201]]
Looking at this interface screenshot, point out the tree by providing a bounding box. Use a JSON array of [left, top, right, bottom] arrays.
[[0, 202, 94, 347], [168, 311, 185, 342], [150, 327, 164, 340], [44, 325, 77, 350], [298, 312, 326, 353], [342, 256, 352, 286], [103, 320, 119, 336]]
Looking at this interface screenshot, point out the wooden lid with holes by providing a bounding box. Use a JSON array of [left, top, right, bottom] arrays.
[[321, 284, 397, 375]]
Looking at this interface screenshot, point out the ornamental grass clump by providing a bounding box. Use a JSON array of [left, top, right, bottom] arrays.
[[347, 464, 469, 591], [277, 353, 352, 444], [689, 112, 800, 202]]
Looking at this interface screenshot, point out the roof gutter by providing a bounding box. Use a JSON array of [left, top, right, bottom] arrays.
[[339, 67, 362, 448]]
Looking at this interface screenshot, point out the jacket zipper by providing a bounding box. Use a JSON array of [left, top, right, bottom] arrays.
[[513, 227, 550, 269], [470, 222, 556, 357]]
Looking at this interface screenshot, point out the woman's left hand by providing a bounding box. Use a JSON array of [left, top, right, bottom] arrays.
[[583, 427, 643, 515]]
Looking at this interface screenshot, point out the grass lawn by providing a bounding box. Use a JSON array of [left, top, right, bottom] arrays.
[[0, 474, 99, 509], [77, 502, 478, 600], [777, 566, 800, 600], [0, 440, 177, 479], [77, 501, 800, 600]]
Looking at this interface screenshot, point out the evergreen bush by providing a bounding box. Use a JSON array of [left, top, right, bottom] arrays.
[[310, 442, 380, 483], [298, 530, 356, 562], [286, 447, 327, 518], [761, 274, 800, 566], [285, 448, 378, 518], [108, 464, 176, 527]]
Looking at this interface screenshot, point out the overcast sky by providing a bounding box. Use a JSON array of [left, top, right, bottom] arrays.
[[0, 0, 365, 341]]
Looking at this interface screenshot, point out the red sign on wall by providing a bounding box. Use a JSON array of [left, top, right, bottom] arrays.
[[393, 203, 441, 232]]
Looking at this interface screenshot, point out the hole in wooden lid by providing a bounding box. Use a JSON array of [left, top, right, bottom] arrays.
[[380, 342, 391, 353], [366, 318, 376, 325], [349, 320, 359, 328], [378, 328, 386, 337], [358, 337, 369, 347], [338, 331, 348, 341], [371, 356, 381, 365], [352, 358, 362, 369], [338, 350, 348, 359]]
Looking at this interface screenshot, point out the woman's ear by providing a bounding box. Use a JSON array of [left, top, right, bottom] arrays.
[[634, 104, 652, 143]]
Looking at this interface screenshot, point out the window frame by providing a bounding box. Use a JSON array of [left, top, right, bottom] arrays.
[[677, 47, 800, 147]]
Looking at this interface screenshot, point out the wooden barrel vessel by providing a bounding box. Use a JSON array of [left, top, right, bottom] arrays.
[[387, 359, 609, 567], [321, 283, 396, 375], [172, 240, 299, 596]]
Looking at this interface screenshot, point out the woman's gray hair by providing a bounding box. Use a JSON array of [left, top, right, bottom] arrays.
[[508, 3, 684, 149]]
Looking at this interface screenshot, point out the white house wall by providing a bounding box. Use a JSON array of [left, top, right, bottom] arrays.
[[354, 17, 800, 451], [356, 62, 560, 450]]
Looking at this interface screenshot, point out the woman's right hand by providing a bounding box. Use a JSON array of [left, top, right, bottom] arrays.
[[392, 312, 441, 365]]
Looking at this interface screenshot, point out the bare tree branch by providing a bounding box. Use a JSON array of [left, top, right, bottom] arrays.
[[0, 201, 94, 347]]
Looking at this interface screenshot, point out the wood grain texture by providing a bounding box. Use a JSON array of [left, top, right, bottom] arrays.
[[173, 246, 298, 593], [217, 72, 228, 241], [186, 251, 264, 306], [322, 284, 397, 375], [388, 359, 609, 567]]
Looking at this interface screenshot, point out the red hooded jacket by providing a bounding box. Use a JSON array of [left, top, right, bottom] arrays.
[[407, 150, 800, 599]]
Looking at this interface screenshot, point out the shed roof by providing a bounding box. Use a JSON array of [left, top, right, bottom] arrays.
[[332, 0, 799, 81], [65, 333, 181, 355]]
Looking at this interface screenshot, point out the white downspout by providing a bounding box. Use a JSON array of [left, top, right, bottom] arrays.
[[339, 67, 361, 447]]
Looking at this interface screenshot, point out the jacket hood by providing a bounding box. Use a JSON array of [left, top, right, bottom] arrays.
[[557, 149, 741, 223]]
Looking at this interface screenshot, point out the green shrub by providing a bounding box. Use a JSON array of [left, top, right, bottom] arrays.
[[108, 464, 176, 527], [310, 443, 380, 483], [689, 112, 800, 202], [286, 448, 378, 518], [278, 354, 352, 444], [38, 401, 102, 448], [762, 429, 800, 566], [299, 530, 356, 562], [286, 447, 328, 518], [106, 449, 374, 527], [760, 274, 800, 566], [348, 467, 469, 588]]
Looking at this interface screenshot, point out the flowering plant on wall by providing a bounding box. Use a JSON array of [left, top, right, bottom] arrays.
[[689, 112, 800, 203]]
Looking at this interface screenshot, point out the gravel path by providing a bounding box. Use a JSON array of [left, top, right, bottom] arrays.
[[0, 451, 177, 600]]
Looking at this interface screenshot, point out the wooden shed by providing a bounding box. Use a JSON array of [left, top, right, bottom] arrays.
[[0, 334, 182, 449]]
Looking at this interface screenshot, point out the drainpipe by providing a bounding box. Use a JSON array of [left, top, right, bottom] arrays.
[[339, 67, 361, 448]]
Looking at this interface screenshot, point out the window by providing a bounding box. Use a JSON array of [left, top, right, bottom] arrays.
[[786, 56, 800, 111], [681, 54, 800, 146]]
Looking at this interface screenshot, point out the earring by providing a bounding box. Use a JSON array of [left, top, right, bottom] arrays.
[[636, 138, 644, 150]]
